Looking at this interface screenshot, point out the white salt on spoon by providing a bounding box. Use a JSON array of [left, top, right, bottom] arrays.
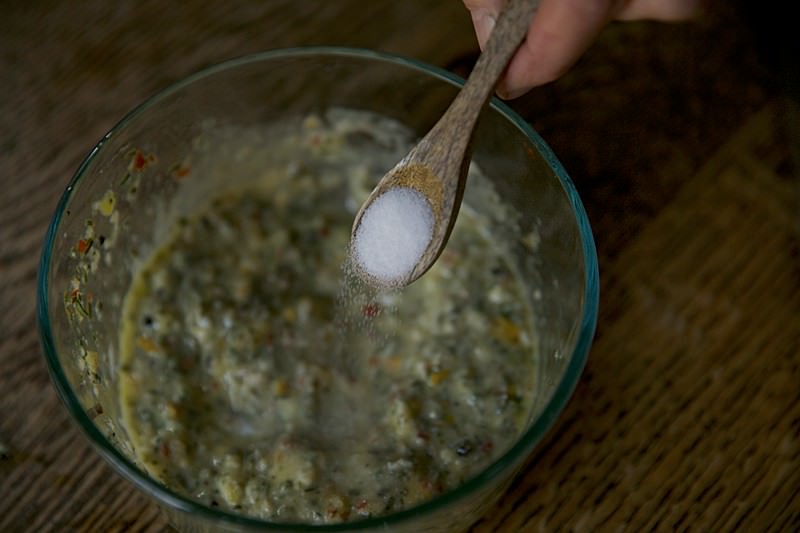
[[351, 187, 434, 286]]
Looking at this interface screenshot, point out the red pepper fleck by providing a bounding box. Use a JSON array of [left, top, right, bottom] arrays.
[[172, 164, 191, 178], [130, 150, 156, 171], [319, 226, 330, 237], [133, 151, 147, 170], [416, 430, 430, 441], [76, 239, 91, 254], [362, 303, 381, 318], [355, 499, 369, 512], [481, 440, 494, 454]]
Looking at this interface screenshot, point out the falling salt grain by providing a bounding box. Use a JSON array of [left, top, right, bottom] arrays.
[[352, 187, 434, 286]]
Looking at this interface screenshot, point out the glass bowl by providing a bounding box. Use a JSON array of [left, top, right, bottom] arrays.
[[37, 47, 598, 532]]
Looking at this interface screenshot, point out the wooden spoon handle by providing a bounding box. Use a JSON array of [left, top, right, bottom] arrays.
[[459, 0, 542, 110], [428, 0, 541, 154]]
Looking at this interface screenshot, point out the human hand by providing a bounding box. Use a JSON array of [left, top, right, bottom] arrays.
[[463, 0, 704, 98]]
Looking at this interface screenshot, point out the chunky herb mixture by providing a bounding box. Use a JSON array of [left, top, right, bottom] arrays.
[[119, 110, 538, 524]]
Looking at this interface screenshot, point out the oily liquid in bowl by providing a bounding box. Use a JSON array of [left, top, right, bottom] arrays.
[[116, 109, 540, 524]]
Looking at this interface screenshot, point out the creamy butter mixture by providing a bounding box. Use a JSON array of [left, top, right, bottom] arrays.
[[119, 110, 538, 524]]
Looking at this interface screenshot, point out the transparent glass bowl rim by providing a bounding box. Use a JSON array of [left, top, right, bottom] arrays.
[[37, 46, 599, 531]]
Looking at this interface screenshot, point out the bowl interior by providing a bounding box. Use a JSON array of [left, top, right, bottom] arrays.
[[38, 47, 598, 532]]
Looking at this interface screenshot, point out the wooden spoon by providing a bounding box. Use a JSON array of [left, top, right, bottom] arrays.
[[350, 0, 542, 287]]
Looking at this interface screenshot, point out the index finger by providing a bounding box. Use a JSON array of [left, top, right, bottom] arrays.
[[499, 0, 617, 98]]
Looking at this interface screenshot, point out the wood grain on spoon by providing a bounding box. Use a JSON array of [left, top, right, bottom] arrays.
[[351, 0, 542, 287]]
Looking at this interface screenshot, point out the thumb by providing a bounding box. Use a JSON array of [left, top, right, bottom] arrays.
[[463, 0, 507, 49]]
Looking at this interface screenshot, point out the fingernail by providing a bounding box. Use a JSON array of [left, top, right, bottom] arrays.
[[471, 10, 496, 50], [496, 81, 527, 101], [502, 87, 527, 100]]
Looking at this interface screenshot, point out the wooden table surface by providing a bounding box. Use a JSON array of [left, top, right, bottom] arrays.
[[2, 1, 798, 531]]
